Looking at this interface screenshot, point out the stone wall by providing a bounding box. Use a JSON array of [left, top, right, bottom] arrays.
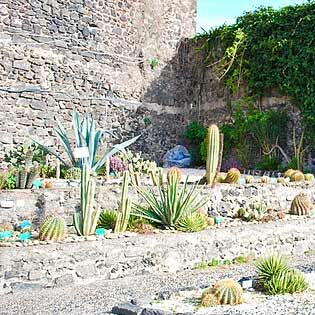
[[0, 0, 196, 162], [1, 217, 314, 294], [0, 181, 313, 227]]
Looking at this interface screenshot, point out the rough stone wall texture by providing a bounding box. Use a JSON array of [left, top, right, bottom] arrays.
[[1, 218, 314, 294], [0, 0, 196, 162], [0, 181, 312, 227]]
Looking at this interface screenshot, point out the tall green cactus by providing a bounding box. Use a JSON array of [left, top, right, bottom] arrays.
[[206, 124, 221, 186], [114, 171, 131, 233], [74, 162, 101, 236]]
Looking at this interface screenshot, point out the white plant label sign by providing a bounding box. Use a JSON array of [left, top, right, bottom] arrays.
[[73, 147, 90, 159]]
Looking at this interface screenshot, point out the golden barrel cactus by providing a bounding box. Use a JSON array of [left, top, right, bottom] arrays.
[[290, 171, 305, 182], [284, 169, 295, 178], [211, 279, 244, 305], [305, 173, 314, 181], [224, 168, 241, 184], [245, 175, 255, 184], [167, 167, 182, 183], [290, 193, 312, 215]]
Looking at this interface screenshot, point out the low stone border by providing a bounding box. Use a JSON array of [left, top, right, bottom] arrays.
[[1, 181, 314, 227], [1, 217, 314, 295]]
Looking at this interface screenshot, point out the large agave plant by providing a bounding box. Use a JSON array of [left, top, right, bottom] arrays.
[[132, 176, 209, 229], [34, 109, 140, 173]]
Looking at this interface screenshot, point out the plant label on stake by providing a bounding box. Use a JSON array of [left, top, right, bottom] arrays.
[[73, 147, 90, 159]]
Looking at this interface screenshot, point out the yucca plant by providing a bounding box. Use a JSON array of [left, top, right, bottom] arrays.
[[35, 109, 140, 173], [98, 210, 117, 230], [132, 176, 209, 229]]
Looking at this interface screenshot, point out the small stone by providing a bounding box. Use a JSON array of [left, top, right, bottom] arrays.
[[112, 303, 142, 315], [141, 308, 173, 315]]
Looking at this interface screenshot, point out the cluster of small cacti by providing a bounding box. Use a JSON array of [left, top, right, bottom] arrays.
[[167, 167, 182, 183], [284, 169, 314, 182], [39, 216, 67, 241], [200, 279, 244, 307], [235, 201, 268, 221], [224, 168, 241, 184], [64, 167, 81, 180], [290, 193, 312, 215]]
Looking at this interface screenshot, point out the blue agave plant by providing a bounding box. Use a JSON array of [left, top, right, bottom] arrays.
[[35, 109, 140, 173]]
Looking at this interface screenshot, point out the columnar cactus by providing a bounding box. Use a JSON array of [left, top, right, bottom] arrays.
[[305, 173, 314, 181], [114, 171, 131, 233], [206, 124, 220, 186], [39, 216, 67, 241], [211, 279, 244, 305], [73, 162, 101, 236], [167, 167, 182, 183], [290, 193, 312, 215], [290, 171, 305, 182], [224, 168, 241, 184]]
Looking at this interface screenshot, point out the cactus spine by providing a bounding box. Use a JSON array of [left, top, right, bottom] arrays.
[[74, 163, 101, 236], [206, 125, 220, 186], [224, 168, 241, 184], [211, 279, 244, 305], [114, 171, 131, 233], [290, 193, 312, 215], [39, 216, 67, 241]]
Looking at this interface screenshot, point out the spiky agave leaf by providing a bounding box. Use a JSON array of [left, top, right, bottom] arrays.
[[256, 254, 289, 284], [176, 212, 208, 232], [132, 176, 209, 229]]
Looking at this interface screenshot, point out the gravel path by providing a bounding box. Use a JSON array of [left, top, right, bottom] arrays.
[[1, 255, 315, 315]]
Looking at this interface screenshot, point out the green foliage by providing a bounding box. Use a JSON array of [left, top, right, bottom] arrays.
[[132, 176, 209, 229], [176, 212, 208, 233], [64, 167, 82, 180], [35, 109, 140, 173], [39, 164, 56, 178], [98, 210, 117, 230], [39, 216, 67, 241], [150, 58, 159, 70], [6, 173, 16, 189], [5, 142, 46, 168], [196, 1, 315, 143]]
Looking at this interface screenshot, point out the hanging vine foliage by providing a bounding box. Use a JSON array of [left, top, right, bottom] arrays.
[[194, 1, 315, 141]]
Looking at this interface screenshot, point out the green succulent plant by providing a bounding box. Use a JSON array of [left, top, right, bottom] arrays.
[[98, 210, 117, 230], [211, 279, 244, 305], [132, 176, 209, 229], [176, 212, 208, 233], [39, 216, 67, 241]]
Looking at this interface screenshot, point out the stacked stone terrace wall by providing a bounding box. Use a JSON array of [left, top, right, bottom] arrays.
[[0, 0, 196, 162]]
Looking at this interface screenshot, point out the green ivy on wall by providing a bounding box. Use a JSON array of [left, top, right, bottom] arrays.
[[194, 1, 315, 142]]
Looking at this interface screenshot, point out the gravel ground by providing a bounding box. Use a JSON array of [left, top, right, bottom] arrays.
[[1, 255, 315, 315]]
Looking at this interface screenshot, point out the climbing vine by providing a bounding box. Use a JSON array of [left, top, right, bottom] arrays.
[[195, 1, 315, 142]]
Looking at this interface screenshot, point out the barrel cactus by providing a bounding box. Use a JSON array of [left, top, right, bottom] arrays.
[[200, 289, 219, 307], [290, 193, 312, 215], [167, 167, 182, 183], [224, 168, 241, 184], [305, 173, 314, 181], [284, 169, 295, 178], [290, 171, 305, 182], [260, 176, 270, 184], [211, 279, 244, 305], [205, 124, 220, 186], [277, 177, 286, 184], [39, 216, 67, 241], [245, 175, 255, 184]]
